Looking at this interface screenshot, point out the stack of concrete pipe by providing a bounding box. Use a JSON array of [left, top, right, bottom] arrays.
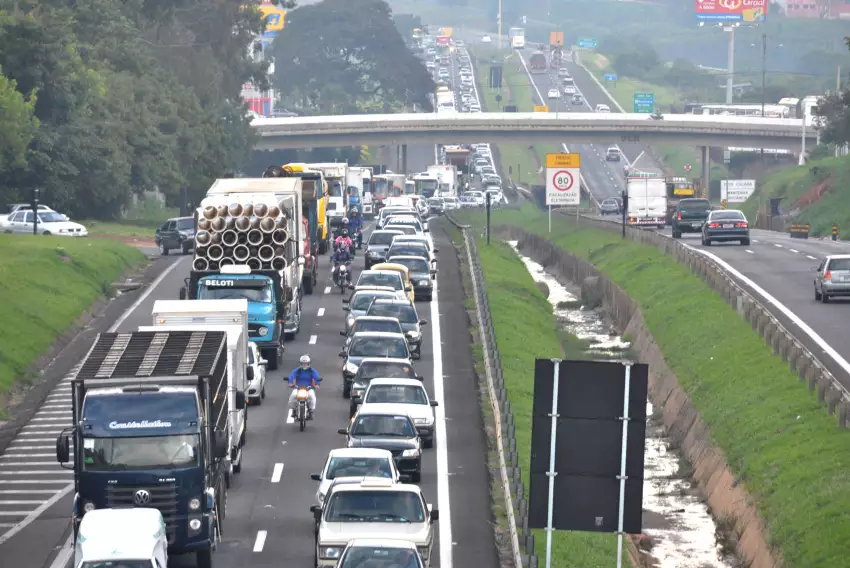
[[192, 201, 292, 272]]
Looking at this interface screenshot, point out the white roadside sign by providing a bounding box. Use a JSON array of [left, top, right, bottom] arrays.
[[545, 153, 581, 206], [721, 179, 756, 203]]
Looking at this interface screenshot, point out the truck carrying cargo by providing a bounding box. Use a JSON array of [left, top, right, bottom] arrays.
[[626, 174, 667, 228], [56, 330, 236, 568], [427, 164, 458, 196], [306, 163, 348, 228]]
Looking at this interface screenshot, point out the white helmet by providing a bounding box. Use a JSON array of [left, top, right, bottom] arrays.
[[299, 354, 311, 366]]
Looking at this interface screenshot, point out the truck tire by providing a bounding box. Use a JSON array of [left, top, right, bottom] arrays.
[[318, 239, 327, 255], [303, 273, 314, 295]]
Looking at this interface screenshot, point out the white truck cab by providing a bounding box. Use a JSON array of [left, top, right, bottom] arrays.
[[75, 508, 168, 568]]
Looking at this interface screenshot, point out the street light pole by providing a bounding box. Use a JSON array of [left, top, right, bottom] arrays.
[[498, 0, 503, 51], [725, 25, 736, 104], [761, 33, 766, 164]]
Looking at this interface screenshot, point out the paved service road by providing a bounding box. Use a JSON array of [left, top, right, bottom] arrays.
[[515, 49, 663, 203], [2, 150, 492, 568]]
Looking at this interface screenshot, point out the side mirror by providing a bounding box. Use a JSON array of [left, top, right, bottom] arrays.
[[431, 509, 440, 521], [342, 306, 350, 311], [310, 473, 321, 481], [430, 270, 437, 279], [430, 400, 439, 407], [259, 359, 268, 366], [338, 351, 346, 357], [235, 391, 246, 410], [179, 287, 187, 300], [56, 434, 70, 463], [247, 366, 255, 382], [416, 375, 424, 381], [419, 320, 428, 325], [337, 428, 348, 435], [342, 298, 350, 303], [412, 352, 421, 360], [310, 505, 322, 521], [214, 431, 229, 458], [348, 284, 356, 290], [399, 474, 412, 483], [340, 330, 347, 336], [352, 395, 361, 401], [433, 248, 439, 253]]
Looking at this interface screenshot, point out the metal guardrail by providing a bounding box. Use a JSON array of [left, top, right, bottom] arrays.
[[443, 213, 537, 568]]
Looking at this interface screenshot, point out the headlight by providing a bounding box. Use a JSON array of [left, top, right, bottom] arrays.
[[414, 417, 432, 425], [407, 331, 421, 340], [419, 280, 431, 286], [346, 317, 355, 327], [258, 327, 268, 337], [344, 362, 359, 375], [83, 501, 96, 513], [402, 448, 420, 457], [189, 497, 201, 511], [189, 519, 202, 531], [320, 547, 343, 559]]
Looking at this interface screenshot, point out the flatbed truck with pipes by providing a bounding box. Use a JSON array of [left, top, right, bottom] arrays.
[[181, 177, 306, 368], [56, 330, 236, 568]]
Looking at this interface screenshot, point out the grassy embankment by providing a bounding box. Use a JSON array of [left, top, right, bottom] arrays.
[[82, 199, 178, 239], [453, 203, 850, 567], [740, 153, 850, 237], [444, 221, 628, 567], [0, 235, 146, 409], [581, 53, 731, 183]]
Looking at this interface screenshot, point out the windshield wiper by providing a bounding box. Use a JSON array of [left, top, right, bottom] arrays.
[[371, 513, 411, 522]]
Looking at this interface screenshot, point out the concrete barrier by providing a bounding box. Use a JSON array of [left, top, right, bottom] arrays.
[[499, 226, 780, 568]]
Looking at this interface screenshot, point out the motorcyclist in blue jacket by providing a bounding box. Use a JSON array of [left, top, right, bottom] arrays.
[[348, 207, 363, 247], [288, 354, 321, 419]]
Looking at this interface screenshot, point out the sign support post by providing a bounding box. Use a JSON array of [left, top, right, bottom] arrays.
[[615, 364, 633, 568], [544, 359, 561, 568], [548, 205, 552, 233]]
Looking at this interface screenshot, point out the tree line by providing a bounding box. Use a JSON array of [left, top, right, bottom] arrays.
[[0, 0, 274, 219]]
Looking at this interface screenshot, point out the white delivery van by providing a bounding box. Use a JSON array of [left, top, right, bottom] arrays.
[[75, 508, 168, 568]]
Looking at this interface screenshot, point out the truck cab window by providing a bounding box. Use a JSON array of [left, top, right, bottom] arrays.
[[198, 284, 272, 303]]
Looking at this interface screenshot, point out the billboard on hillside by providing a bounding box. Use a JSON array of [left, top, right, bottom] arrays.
[[695, 0, 767, 22], [549, 32, 564, 46]]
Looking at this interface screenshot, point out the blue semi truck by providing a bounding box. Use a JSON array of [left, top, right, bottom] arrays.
[[56, 330, 234, 568]]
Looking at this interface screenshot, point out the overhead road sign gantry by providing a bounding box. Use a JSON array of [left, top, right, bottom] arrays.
[[546, 153, 580, 206]]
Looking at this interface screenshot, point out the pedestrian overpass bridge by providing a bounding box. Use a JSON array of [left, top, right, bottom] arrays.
[[251, 112, 815, 151]]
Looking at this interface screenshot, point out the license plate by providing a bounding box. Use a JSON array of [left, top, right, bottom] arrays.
[[842, 275, 850, 282], [723, 224, 734, 228]]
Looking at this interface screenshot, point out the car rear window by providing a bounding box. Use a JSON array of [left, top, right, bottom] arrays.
[[679, 200, 711, 211], [710, 211, 745, 221], [827, 259, 850, 271]]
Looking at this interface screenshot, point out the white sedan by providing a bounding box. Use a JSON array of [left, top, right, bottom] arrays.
[[547, 88, 561, 99], [563, 85, 576, 95]]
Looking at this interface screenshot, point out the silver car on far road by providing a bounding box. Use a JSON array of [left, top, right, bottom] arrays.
[[814, 254, 850, 303]]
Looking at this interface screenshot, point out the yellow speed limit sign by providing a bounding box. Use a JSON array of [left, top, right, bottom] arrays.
[[545, 153, 581, 206]]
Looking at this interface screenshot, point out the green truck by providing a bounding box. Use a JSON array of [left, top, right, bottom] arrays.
[[671, 198, 712, 239]]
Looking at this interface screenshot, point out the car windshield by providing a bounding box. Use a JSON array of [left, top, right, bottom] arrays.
[[82, 434, 200, 471], [365, 385, 428, 405], [370, 232, 401, 245], [325, 457, 393, 479], [827, 259, 850, 271], [348, 336, 408, 358], [386, 225, 417, 235], [358, 273, 403, 290], [391, 258, 430, 274], [82, 562, 153, 568], [176, 219, 194, 230], [351, 293, 393, 311], [603, 199, 617, 206], [367, 303, 418, 324], [325, 490, 425, 523], [354, 320, 403, 334], [356, 362, 416, 381], [350, 415, 417, 437], [710, 211, 745, 221], [339, 545, 424, 568], [38, 212, 67, 223], [389, 245, 428, 258], [680, 200, 710, 211]]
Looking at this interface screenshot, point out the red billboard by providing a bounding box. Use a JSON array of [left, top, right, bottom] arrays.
[[695, 0, 767, 23]]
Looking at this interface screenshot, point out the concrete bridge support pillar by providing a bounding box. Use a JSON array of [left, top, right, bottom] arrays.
[[701, 146, 710, 197], [401, 144, 408, 174]]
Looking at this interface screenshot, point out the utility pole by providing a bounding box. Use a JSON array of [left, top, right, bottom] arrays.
[[497, 0, 503, 51], [760, 33, 766, 164], [725, 26, 735, 104]]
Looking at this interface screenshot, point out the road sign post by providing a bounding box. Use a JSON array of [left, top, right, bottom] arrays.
[[633, 92, 654, 113], [545, 153, 581, 233]]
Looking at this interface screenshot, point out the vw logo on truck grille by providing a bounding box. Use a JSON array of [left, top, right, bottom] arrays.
[[133, 489, 152, 506]]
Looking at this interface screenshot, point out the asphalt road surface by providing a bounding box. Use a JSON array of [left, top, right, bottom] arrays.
[[1, 168, 493, 567], [515, 49, 663, 204]]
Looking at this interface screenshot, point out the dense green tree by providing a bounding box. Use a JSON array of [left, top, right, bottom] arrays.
[[814, 37, 850, 146], [0, 65, 37, 173], [271, 0, 434, 114]]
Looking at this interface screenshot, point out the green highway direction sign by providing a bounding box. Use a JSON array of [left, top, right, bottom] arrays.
[[633, 92, 654, 113], [577, 38, 597, 49]]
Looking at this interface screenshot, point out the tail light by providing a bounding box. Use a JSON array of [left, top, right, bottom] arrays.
[[825, 270, 832, 280], [735, 222, 748, 228], [677, 211, 682, 221], [708, 223, 720, 228]]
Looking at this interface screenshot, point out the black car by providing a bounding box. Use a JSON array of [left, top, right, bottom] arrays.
[[339, 410, 422, 482], [672, 198, 711, 238], [155, 216, 195, 256], [387, 255, 437, 301], [701, 209, 750, 246], [365, 299, 427, 359], [365, 230, 404, 269], [349, 357, 423, 415], [339, 332, 411, 398]]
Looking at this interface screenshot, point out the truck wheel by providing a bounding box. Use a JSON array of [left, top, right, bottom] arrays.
[[318, 239, 327, 255], [303, 274, 314, 295]]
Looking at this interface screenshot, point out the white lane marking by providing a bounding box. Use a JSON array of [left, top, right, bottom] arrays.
[[0, 490, 57, 495], [0, 480, 70, 484], [309, 335, 318, 345], [807, 255, 818, 260], [109, 257, 187, 332], [686, 244, 850, 379], [746, 249, 755, 254], [429, 265, 453, 568], [753, 239, 760, 243], [0, 462, 66, 467], [0, 454, 55, 459], [0, 501, 45, 505], [0, 470, 72, 475], [324, 286, 332, 294], [317, 308, 325, 317], [285, 413, 294, 424], [0, 484, 73, 547], [774, 243, 783, 248], [253, 530, 268, 552], [271, 463, 284, 483], [790, 249, 799, 254]]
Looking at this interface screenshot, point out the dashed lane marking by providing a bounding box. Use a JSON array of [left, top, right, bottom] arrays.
[[746, 249, 755, 254], [271, 463, 284, 483], [323, 286, 332, 294], [807, 255, 818, 260], [309, 335, 318, 345], [790, 249, 799, 253], [253, 530, 268, 552], [317, 308, 325, 317]]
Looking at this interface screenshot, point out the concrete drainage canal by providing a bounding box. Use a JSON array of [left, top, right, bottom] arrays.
[[507, 241, 738, 568]]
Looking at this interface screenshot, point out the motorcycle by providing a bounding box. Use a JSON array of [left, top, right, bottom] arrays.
[[353, 229, 363, 249], [295, 386, 311, 431], [334, 261, 352, 293]]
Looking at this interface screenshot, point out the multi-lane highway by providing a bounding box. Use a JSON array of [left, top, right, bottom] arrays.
[[0, 159, 495, 567], [515, 49, 663, 203]]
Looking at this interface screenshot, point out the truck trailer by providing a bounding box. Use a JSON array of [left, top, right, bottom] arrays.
[[56, 330, 235, 568]]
